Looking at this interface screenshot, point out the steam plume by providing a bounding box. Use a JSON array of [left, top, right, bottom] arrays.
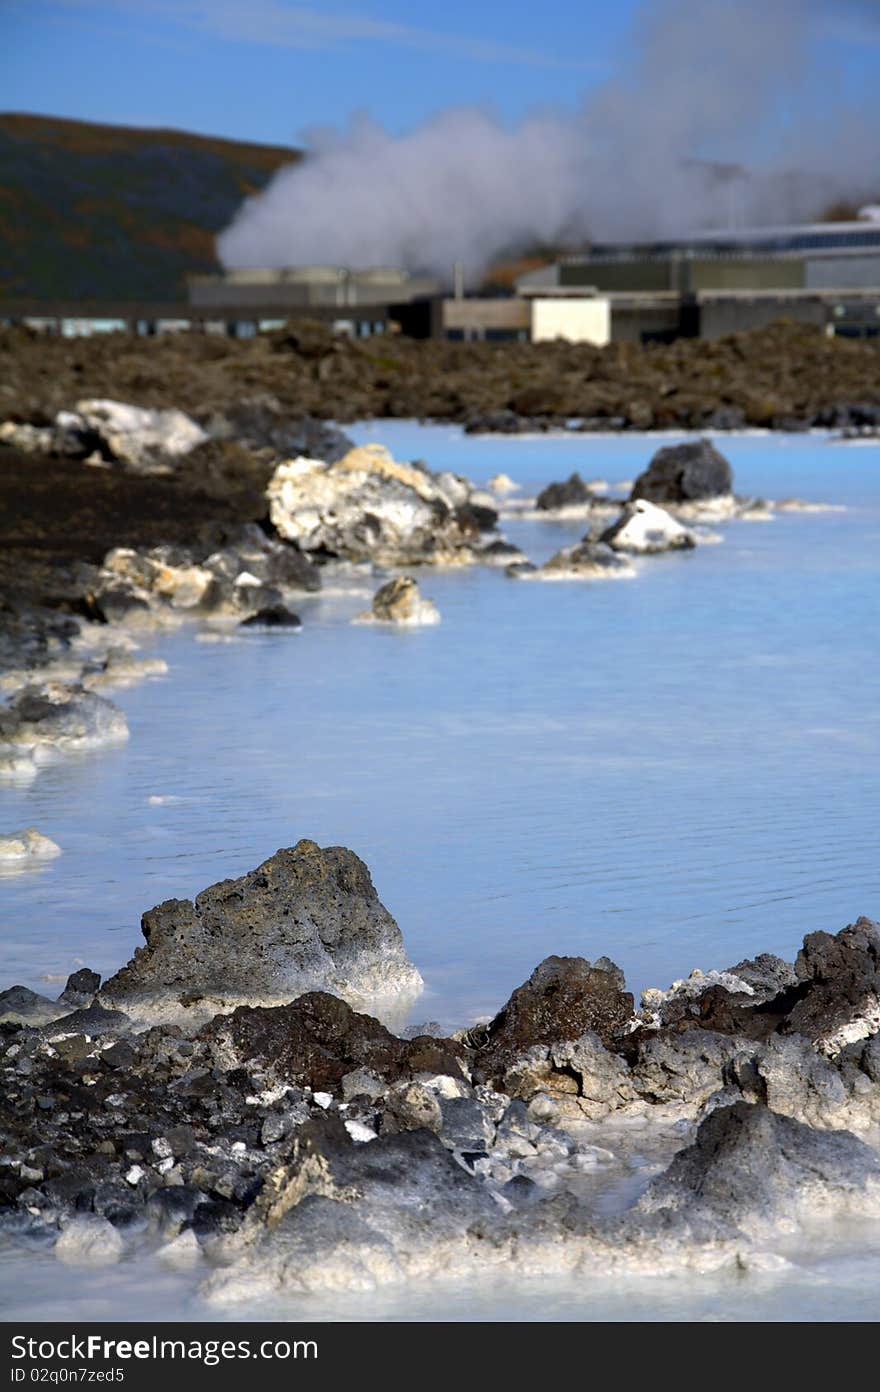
[[218, 0, 880, 284]]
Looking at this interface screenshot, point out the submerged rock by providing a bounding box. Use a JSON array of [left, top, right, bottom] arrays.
[[0, 683, 128, 778], [0, 827, 61, 862], [631, 439, 733, 505], [536, 540, 636, 580], [353, 576, 440, 627], [239, 605, 301, 630], [601, 499, 697, 554], [266, 443, 497, 565], [100, 839, 424, 1025]]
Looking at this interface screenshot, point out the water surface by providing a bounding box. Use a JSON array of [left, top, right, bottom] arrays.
[[2, 427, 877, 1027]]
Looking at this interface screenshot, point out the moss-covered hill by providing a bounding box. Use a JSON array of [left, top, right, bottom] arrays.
[[0, 112, 299, 302]]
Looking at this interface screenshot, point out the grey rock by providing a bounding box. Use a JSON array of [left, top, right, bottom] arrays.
[[0, 985, 64, 1026], [0, 684, 128, 754], [753, 1034, 847, 1126], [42, 1004, 131, 1039], [632, 1029, 747, 1109], [631, 439, 733, 504], [633, 1102, 880, 1238], [58, 968, 101, 1010], [438, 1096, 493, 1150], [724, 952, 798, 1005], [100, 840, 423, 1025], [536, 473, 594, 511]]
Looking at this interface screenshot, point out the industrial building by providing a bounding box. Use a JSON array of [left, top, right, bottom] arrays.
[[516, 220, 880, 342], [4, 220, 879, 344]]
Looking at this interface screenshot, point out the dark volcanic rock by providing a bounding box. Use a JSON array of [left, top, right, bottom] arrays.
[[473, 955, 634, 1087], [725, 952, 799, 1005], [199, 992, 465, 1094], [100, 840, 423, 1023], [0, 985, 60, 1025], [536, 473, 594, 511], [239, 605, 301, 630], [58, 968, 101, 1009], [784, 916, 880, 1051], [634, 1101, 880, 1236], [631, 439, 733, 503]]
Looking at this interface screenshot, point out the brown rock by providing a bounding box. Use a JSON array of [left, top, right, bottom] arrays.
[[472, 955, 634, 1087], [199, 991, 465, 1094]]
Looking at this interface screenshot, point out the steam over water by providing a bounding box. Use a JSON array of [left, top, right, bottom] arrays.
[[1, 426, 879, 1319], [219, 0, 880, 282]]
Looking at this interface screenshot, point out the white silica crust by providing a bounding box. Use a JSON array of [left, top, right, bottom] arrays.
[[605, 499, 697, 553], [0, 827, 61, 862]]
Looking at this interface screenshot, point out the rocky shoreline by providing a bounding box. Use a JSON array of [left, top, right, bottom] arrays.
[[1, 839, 878, 1297], [1, 370, 873, 1305], [1, 320, 879, 434]]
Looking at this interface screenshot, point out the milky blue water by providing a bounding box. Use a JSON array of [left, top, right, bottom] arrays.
[[1, 428, 879, 1032]]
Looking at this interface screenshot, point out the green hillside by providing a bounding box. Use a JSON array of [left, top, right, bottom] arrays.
[[0, 113, 300, 302]]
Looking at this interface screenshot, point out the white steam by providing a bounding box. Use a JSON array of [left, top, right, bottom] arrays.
[[218, 0, 880, 284]]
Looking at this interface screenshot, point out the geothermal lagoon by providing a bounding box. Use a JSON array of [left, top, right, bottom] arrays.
[[1, 425, 879, 1321]]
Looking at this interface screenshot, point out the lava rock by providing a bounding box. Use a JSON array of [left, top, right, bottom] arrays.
[[239, 605, 301, 629], [633, 1101, 880, 1238], [199, 991, 464, 1095], [100, 840, 424, 1024], [473, 955, 634, 1088], [630, 439, 733, 504], [784, 917, 880, 1053], [536, 473, 594, 511]]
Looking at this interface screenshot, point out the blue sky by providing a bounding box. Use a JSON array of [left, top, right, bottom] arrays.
[[3, 1, 879, 150]]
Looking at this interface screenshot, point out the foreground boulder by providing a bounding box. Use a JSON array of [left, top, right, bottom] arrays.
[[100, 840, 424, 1025], [601, 499, 696, 554], [631, 439, 733, 505], [353, 576, 440, 626], [633, 1101, 880, 1240], [266, 443, 498, 565], [3, 909, 880, 1292]]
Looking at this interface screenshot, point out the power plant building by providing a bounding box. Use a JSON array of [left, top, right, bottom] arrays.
[[517, 221, 880, 342]]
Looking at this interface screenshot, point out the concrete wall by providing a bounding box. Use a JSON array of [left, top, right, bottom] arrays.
[[805, 256, 880, 290], [697, 296, 827, 340], [530, 297, 610, 345], [441, 298, 530, 334]]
